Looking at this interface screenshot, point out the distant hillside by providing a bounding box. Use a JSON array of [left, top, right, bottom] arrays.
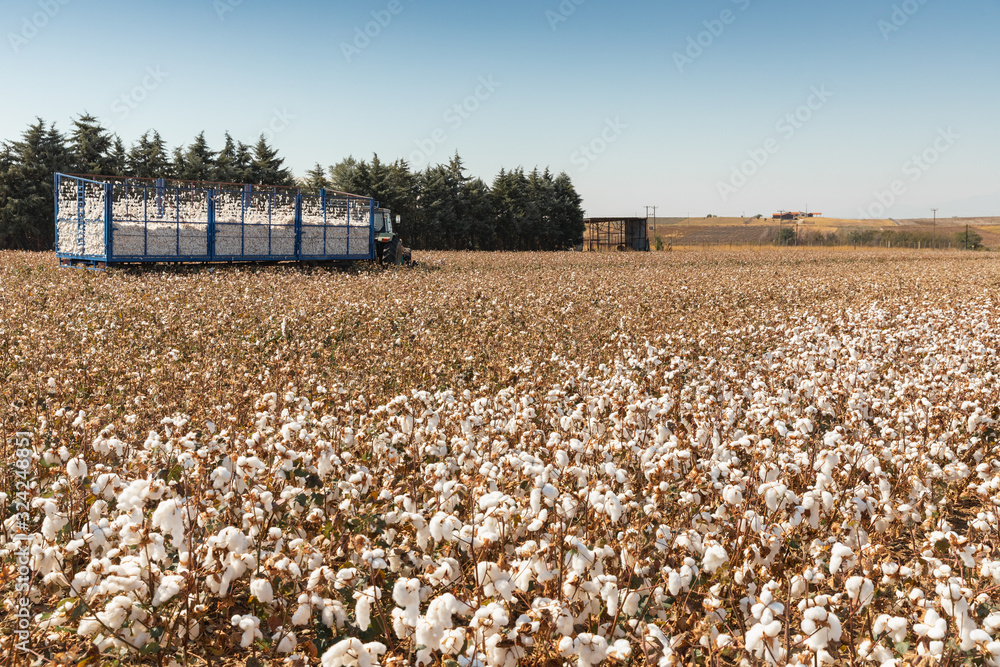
[[643, 216, 1000, 248]]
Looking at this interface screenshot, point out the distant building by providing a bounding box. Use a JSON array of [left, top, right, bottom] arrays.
[[772, 212, 822, 220], [584, 218, 649, 251]]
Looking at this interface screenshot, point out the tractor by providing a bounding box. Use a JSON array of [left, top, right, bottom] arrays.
[[373, 208, 412, 266]]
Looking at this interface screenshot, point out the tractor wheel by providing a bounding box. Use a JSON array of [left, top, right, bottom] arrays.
[[382, 239, 403, 265]]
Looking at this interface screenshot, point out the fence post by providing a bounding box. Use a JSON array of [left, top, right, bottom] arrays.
[[104, 183, 113, 261], [207, 188, 216, 260], [53, 174, 60, 253], [369, 199, 375, 259], [321, 189, 327, 257], [294, 194, 303, 259]]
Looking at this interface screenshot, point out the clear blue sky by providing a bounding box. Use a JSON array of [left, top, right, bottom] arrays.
[[2, 0, 997, 218]]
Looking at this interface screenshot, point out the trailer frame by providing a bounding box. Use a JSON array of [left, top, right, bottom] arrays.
[[54, 173, 378, 268]]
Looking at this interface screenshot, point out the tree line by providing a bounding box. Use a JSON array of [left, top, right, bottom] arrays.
[[0, 114, 585, 252]]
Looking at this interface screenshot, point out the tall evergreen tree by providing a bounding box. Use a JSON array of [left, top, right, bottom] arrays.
[[329, 156, 359, 192], [0, 119, 73, 250], [303, 163, 330, 189], [249, 135, 293, 186], [551, 172, 585, 249], [109, 136, 127, 176], [491, 168, 531, 250], [464, 177, 495, 250], [214, 133, 239, 183], [384, 159, 419, 244], [127, 130, 171, 179], [69, 113, 114, 175], [234, 141, 254, 183], [174, 131, 217, 182]]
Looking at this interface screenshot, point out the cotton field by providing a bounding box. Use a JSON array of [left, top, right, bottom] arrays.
[[2, 249, 1000, 666]]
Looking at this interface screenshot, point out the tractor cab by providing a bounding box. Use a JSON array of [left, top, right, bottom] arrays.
[[374, 208, 409, 265], [374, 208, 397, 243]]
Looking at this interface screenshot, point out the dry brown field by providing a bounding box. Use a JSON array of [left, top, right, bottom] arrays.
[[2, 249, 1000, 666]]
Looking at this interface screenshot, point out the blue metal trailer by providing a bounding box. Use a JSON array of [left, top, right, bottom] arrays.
[[54, 173, 405, 268]]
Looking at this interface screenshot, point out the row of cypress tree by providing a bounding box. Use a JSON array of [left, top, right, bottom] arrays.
[[0, 114, 585, 252]]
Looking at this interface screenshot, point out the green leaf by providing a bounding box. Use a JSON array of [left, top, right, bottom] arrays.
[[894, 641, 910, 655], [141, 642, 161, 656]]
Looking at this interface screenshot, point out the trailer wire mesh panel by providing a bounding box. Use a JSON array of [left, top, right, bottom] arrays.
[[54, 173, 376, 266]]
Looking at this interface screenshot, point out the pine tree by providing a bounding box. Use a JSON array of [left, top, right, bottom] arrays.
[[69, 113, 114, 175], [490, 168, 520, 250], [384, 159, 419, 245], [0, 119, 73, 250], [249, 135, 293, 186], [214, 133, 239, 183], [175, 132, 217, 182], [464, 177, 495, 250], [552, 172, 585, 249], [127, 131, 172, 179], [303, 163, 330, 190], [234, 141, 254, 183], [329, 156, 359, 192], [109, 136, 127, 176], [171, 146, 186, 181]]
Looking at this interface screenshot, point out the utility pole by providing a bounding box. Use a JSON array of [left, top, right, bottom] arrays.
[[645, 205, 658, 247], [931, 208, 938, 229]]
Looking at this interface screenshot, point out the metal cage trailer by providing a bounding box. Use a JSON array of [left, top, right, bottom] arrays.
[[54, 173, 399, 268]]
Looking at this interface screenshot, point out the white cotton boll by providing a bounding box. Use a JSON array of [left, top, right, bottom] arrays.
[[607, 638, 631, 660], [275, 629, 297, 653], [97, 596, 134, 630], [845, 576, 875, 608], [78, 617, 102, 637], [829, 542, 853, 575], [354, 587, 380, 631], [801, 608, 842, 652], [392, 578, 421, 628], [576, 633, 609, 667], [555, 450, 569, 467], [873, 615, 908, 642], [668, 570, 683, 596], [606, 494, 623, 523], [703, 542, 728, 574], [478, 492, 504, 510], [250, 578, 274, 605], [292, 600, 312, 626], [151, 498, 186, 549], [970, 629, 992, 644], [232, 614, 262, 648], [623, 591, 642, 616], [321, 639, 384, 667], [210, 466, 232, 489], [152, 575, 184, 606], [722, 485, 743, 505], [67, 457, 88, 480], [914, 609, 947, 640], [984, 612, 1000, 634]]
